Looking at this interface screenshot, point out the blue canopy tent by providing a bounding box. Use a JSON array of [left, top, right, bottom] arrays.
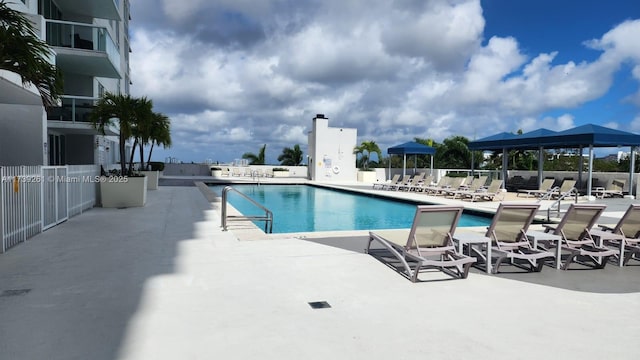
[[387, 141, 436, 178], [468, 132, 519, 186], [502, 128, 559, 189], [469, 124, 640, 198]]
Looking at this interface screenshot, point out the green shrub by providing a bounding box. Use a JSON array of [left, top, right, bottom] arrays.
[[149, 162, 165, 171]]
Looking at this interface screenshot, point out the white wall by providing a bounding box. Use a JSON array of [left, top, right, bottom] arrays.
[[0, 104, 46, 165], [307, 115, 357, 181]]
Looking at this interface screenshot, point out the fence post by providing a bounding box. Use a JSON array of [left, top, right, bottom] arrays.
[[22, 166, 26, 242], [1, 166, 4, 253]]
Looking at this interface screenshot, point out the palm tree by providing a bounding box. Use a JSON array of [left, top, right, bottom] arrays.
[[277, 144, 303, 166], [126, 97, 154, 172], [90, 92, 151, 175], [353, 140, 382, 170], [0, 0, 62, 108], [242, 144, 266, 165], [414, 137, 437, 168], [435, 135, 473, 169], [145, 112, 171, 169]]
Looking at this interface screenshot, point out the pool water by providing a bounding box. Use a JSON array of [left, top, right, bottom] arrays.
[[210, 184, 491, 233]]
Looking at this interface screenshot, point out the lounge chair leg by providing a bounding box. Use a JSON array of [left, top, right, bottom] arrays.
[[623, 251, 636, 266], [595, 255, 609, 269], [561, 252, 578, 270], [534, 259, 545, 272], [492, 256, 505, 274], [461, 263, 472, 279], [410, 262, 421, 282]]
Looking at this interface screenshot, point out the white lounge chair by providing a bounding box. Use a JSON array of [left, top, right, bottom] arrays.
[[463, 179, 504, 202], [446, 176, 488, 199], [517, 178, 555, 198], [592, 179, 625, 198], [400, 173, 424, 191], [366, 205, 476, 282], [409, 175, 433, 192], [373, 174, 399, 190], [389, 175, 412, 191], [540, 204, 616, 270], [551, 179, 577, 200], [487, 203, 554, 273], [590, 204, 640, 266]]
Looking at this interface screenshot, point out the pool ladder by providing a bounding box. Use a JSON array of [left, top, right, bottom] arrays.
[[221, 186, 273, 233], [540, 187, 578, 221]]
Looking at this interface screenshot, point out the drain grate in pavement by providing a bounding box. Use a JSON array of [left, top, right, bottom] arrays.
[[1, 289, 31, 297], [308, 301, 331, 309]]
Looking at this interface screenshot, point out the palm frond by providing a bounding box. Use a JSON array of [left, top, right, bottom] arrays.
[[0, 1, 62, 107]]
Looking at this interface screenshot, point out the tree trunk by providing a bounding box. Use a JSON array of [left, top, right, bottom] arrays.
[[138, 141, 145, 171], [146, 143, 155, 170], [119, 133, 127, 175], [128, 138, 138, 175]]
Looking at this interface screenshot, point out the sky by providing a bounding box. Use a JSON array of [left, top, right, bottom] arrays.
[[128, 0, 640, 164]]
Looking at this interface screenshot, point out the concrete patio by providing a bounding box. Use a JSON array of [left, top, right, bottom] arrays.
[[1, 183, 639, 360]]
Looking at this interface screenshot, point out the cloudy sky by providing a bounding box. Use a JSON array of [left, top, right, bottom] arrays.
[[129, 0, 640, 164]]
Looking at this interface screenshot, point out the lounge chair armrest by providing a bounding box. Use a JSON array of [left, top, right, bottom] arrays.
[[598, 224, 615, 232], [542, 224, 556, 233]]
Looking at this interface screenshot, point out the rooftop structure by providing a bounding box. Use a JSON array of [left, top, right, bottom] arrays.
[[307, 114, 357, 181], [0, 0, 131, 166]]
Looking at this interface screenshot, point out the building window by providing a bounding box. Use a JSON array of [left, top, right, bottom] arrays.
[[38, 0, 62, 20], [48, 134, 66, 165], [98, 82, 105, 98]]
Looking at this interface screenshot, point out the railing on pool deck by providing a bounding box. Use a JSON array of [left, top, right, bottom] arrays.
[[221, 186, 273, 233]]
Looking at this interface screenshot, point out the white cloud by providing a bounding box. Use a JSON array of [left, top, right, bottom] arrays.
[[630, 115, 640, 132], [276, 24, 398, 84], [519, 114, 575, 132], [129, 1, 640, 163], [381, 0, 485, 71]]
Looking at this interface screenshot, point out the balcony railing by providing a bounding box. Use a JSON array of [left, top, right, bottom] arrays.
[[45, 20, 121, 69], [47, 96, 98, 123]]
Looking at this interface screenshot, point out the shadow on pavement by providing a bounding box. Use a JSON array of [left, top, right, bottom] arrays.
[[303, 235, 640, 294]]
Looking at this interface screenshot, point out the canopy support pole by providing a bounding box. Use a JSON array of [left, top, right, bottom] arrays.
[[388, 155, 391, 181], [430, 155, 434, 177], [471, 152, 475, 177], [502, 148, 508, 189], [403, 154, 406, 176], [587, 145, 594, 198], [538, 147, 543, 189], [630, 147, 636, 198], [578, 146, 584, 192]]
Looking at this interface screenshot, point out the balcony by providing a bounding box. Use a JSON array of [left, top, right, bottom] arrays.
[[47, 95, 117, 135], [46, 20, 121, 79], [52, 0, 120, 21], [0, 70, 42, 106]]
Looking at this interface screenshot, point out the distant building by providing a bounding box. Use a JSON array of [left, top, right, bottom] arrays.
[[598, 151, 628, 162], [0, 0, 131, 166], [307, 114, 357, 181]]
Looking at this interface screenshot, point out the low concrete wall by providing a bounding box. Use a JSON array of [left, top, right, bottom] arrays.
[[508, 170, 638, 194], [164, 164, 309, 178], [163, 163, 211, 176]]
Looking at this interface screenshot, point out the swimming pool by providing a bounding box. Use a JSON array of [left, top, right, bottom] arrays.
[[210, 184, 491, 233]]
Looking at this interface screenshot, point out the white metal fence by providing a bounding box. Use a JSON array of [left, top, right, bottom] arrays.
[[0, 165, 100, 253]]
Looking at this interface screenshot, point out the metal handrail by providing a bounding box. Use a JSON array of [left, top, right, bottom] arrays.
[[545, 187, 578, 221], [221, 186, 273, 233]]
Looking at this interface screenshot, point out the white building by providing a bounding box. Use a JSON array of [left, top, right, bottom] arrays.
[[307, 114, 357, 181], [0, 0, 130, 166]]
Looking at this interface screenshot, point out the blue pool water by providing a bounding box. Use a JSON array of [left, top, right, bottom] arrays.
[[210, 184, 491, 233]]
